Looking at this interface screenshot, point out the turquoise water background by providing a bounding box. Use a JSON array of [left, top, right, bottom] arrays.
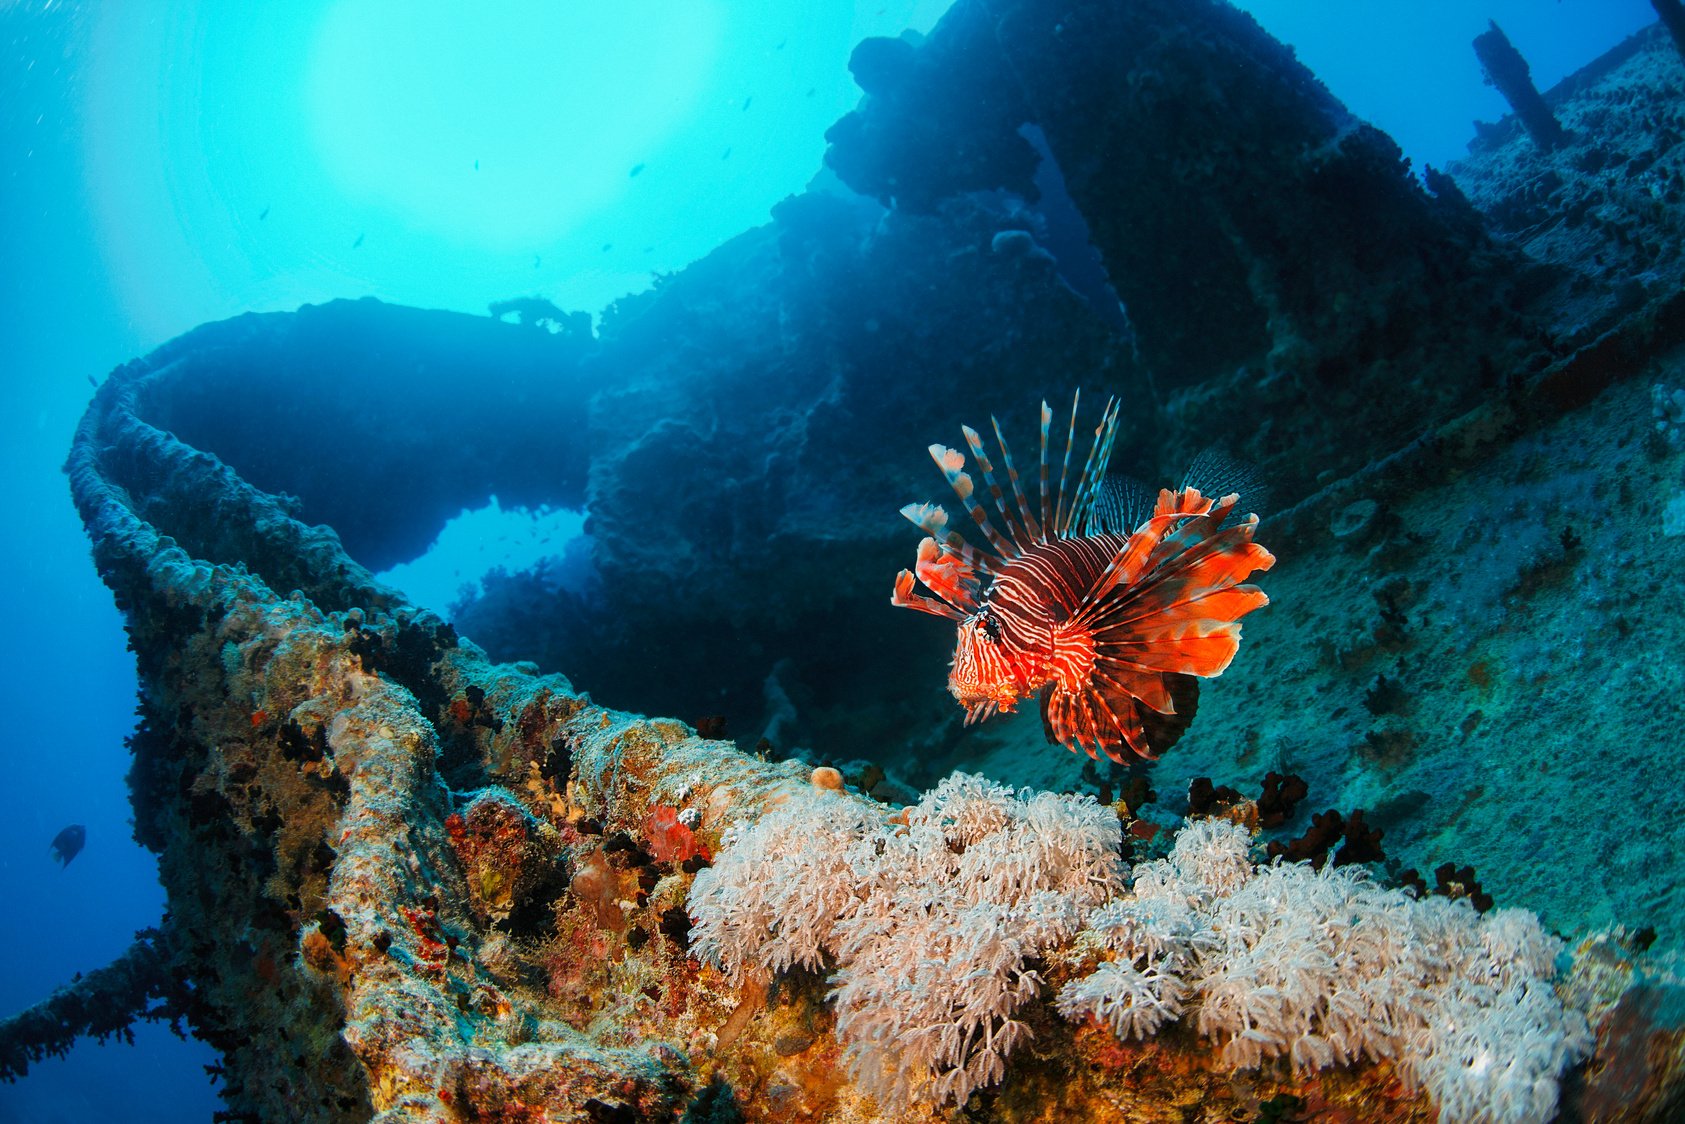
[[0, 2, 1656, 1119]]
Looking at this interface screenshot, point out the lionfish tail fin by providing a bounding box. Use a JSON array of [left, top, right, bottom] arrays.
[[1182, 447, 1271, 523]]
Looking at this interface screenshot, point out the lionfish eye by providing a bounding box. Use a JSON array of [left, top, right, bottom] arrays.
[[979, 612, 1002, 642]]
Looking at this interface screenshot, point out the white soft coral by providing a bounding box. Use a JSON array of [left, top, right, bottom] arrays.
[[687, 772, 1124, 1112], [690, 780, 1589, 1123], [1056, 827, 1592, 1124]]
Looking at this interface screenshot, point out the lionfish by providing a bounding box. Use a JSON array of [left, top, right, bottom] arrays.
[[891, 393, 1274, 764]]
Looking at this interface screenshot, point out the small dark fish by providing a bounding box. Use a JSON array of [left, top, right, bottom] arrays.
[[473, 158, 480, 171], [352, 233, 365, 249], [629, 163, 645, 178], [50, 824, 85, 868], [258, 205, 269, 221], [722, 146, 732, 159], [533, 254, 541, 269], [805, 87, 816, 97], [742, 96, 753, 111], [776, 38, 786, 50], [86, 374, 97, 388], [602, 243, 612, 252]]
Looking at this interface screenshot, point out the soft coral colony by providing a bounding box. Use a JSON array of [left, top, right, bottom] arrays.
[[686, 395, 1590, 1120], [687, 778, 1592, 1121]]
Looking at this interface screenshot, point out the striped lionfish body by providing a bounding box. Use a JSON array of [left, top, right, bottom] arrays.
[[892, 394, 1274, 763]]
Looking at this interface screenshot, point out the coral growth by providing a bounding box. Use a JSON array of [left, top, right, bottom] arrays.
[[689, 774, 1122, 1109], [1059, 819, 1592, 1123], [691, 779, 1590, 1122]]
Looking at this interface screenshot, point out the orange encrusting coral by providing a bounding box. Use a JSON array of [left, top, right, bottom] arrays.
[[894, 395, 1273, 763]]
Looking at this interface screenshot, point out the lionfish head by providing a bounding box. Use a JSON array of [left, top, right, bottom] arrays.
[[947, 610, 1024, 723]]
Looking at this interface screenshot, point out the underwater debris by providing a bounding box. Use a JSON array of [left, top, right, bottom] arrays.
[[0, 928, 188, 1082], [1474, 22, 1569, 151], [1329, 497, 1381, 542]]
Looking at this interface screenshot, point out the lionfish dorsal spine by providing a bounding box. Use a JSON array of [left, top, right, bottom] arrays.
[[960, 424, 1034, 555], [1052, 390, 1082, 536], [1038, 401, 1053, 540], [988, 415, 1043, 547], [929, 443, 1018, 562], [1061, 396, 1121, 537]]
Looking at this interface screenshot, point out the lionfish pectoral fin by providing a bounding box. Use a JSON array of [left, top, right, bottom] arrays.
[[900, 502, 950, 537], [912, 536, 985, 612], [892, 569, 965, 620]]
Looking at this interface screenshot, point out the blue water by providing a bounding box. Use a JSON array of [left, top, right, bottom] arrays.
[[0, 1, 1658, 1119]]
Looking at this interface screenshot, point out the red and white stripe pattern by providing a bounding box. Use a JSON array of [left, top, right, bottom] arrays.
[[893, 395, 1274, 763]]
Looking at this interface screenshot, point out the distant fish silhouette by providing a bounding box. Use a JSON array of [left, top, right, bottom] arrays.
[[86, 374, 97, 388], [50, 824, 85, 868], [602, 243, 612, 252], [806, 87, 816, 97], [722, 146, 732, 159], [258, 205, 270, 221], [776, 38, 786, 49], [742, 96, 753, 111], [629, 163, 645, 178], [474, 158, 480, 171], [352, 233, 365, 249], [533, 254, 541, 269]]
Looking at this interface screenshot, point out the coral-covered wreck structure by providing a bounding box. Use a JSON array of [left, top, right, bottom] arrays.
[[6, 0, 1685, 1120]]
